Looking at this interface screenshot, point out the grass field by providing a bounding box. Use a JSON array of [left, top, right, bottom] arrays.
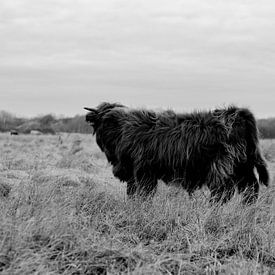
[[0, 133, 274, 274]]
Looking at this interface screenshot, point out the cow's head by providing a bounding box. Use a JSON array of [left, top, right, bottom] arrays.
[[84, 102, 125, 134]]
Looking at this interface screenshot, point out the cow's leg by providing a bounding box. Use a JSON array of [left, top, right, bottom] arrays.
[[209, 185, 223, 204], [242, 180, 259, 204], [112, 161, 133, 182], [207, 164, 235, 204], [112, 163, 138, 199], [126, 178, 137, 198], [209, 183, 235, 204], [234, 162, 259, 204], [206, 154, 236, 204], [134, 168, 158, 198], [237, 169, 259, 204], [137, 178, 158, 198], [187, 185, 197, 199]]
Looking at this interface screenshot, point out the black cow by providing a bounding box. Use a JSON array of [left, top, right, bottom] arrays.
[[85, 103, 269, 204]]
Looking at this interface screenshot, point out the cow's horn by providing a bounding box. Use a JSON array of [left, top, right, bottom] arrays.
[[84, 107, 97, 112]]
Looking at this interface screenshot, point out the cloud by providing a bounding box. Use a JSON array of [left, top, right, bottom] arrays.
[[0, 0, 275, 117]]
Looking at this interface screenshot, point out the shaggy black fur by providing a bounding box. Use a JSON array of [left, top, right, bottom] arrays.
[[213, 106, 269, 203], [85, 103, 269, 204]]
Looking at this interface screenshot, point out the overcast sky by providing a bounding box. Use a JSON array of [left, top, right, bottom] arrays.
[[0, 0, 275, 118]]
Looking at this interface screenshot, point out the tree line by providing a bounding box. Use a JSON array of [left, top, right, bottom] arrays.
[[0, 110, 275, 138], [0, 111, 91, 134]]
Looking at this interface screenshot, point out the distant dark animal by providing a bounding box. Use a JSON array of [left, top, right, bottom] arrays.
[[10, 130, 18, 135], [85, 103, 269, 204]]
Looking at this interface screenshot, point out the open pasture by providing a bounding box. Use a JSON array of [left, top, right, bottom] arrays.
[[0, 133, 274, 274]]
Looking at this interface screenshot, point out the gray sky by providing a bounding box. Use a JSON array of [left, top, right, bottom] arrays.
[[1, 0, 275, 118]]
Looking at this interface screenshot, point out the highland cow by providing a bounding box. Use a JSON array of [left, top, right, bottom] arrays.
[[85, 103, 269, 204]]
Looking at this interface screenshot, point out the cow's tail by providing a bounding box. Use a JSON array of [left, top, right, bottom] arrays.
[[254, 147, 269, 186], [238, 108, 269, 186]]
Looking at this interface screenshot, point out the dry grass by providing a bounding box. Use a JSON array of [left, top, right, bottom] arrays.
[[0, 133, 274, 274]]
